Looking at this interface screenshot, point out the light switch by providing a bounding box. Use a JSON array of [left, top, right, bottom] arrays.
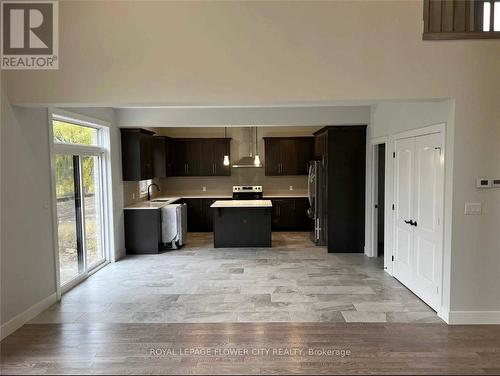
[[464, 202, 482, 215]]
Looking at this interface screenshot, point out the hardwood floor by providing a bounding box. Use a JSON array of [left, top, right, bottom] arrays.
[[2, 322, 500, 374], [4, 232, 495, 374]]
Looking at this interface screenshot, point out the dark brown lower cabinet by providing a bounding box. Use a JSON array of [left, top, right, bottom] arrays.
[[271, 198, 312, 231], [124, 209, 162, 254], [183, 198, 222, 232]]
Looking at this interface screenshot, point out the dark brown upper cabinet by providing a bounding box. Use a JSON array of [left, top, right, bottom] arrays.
[[152, 136, 172, 178], [201, 139, 231, 176], [423, 0, 500, 40], [121, 128, 155, 181], [170, 138, 231, 177], [264, 137, 314, 176]]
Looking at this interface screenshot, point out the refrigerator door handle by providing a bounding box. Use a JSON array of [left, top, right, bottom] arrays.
[[315, 218, 320, 240]]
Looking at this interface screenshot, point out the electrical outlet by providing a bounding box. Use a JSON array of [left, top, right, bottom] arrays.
[[202, 186, 207, 192], [289, 185, 293, 191], [132, 193, 136, 200]]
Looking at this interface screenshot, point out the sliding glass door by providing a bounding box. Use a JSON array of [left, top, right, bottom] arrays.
[[82, 156, 104, 268], [53, 117, 108, 288], [55, 154, 83, 285]]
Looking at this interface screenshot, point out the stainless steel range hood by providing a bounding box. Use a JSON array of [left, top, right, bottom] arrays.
[[232, 127, 263, 168], [233, 156, 262, 168]]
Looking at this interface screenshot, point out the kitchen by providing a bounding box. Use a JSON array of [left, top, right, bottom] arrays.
[[122, 125, 366, 253]]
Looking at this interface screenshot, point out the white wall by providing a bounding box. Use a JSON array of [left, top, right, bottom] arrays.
[[367, 100, 455, 317], [1, 92, 57, 328], [116, 106, 370, 127], [0, 102, 126, 336]]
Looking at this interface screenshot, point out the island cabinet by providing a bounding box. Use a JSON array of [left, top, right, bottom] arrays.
[[121, 128, 155, 181], [264, 137, 314, 176], [170, 138, 231, 177], [211, 200, 272, 248], [270, 198, 311, 231]]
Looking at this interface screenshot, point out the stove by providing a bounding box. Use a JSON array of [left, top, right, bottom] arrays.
[[232, 185, 263, 200]]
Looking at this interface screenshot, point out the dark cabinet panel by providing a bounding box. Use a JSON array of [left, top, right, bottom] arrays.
[[124, 209, 162, 254], [170, 139, 231, 177], [121, 128, 155, 181], [152, 136, 172, 178], [314, 132, 327, 159], [264, 137, 314, 176], [184, 197, 223, 232], [313, 126, 366, 253], [264, 139, 281, 175], [271, 198, 311, 231], [212, 139, 231, 176], [185, 140, 202, 176], [184, 198, 205, 231], [279, 139, 299, 175]]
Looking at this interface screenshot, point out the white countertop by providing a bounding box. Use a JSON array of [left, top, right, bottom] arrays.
[[123, 197, 181, 210], [263, 193, 308, 198], [124, 193, 307, 210], [211, 199, 273, 208]]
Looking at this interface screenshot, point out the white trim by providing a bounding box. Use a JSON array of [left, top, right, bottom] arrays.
[[446, 311, 500, 325], [53, 108, 111, 128], [393, 123, 444, 140], [47, 109, 62, 300], [48, 108, 113, 296], [366, 136, 389, 260], [53, 143, 105, 156], [0, 293, 57, 340]]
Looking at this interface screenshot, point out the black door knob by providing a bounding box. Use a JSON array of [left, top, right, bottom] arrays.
[[404, 220, 412, 225]]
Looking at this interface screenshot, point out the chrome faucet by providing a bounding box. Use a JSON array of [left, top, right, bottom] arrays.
[[147, 183, 160, 201]]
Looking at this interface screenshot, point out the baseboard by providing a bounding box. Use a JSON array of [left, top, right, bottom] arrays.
[[447, 310, 500, 324], [113, 248, 126, 262], [1, 292, 57, 340]]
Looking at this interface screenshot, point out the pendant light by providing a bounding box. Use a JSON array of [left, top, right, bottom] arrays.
[[254, 126, 261, 166], [223, 127, 230, 166]]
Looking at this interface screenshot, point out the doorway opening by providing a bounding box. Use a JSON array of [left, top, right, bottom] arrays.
[[371, 141, 387, 263], [376, 144, 385, 257]]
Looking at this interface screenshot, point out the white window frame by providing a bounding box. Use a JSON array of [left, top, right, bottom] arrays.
[[139, 179, 153, 198], [48, 108, 114, 298]]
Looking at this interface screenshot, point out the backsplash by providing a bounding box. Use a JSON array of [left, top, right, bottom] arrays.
[[157, 169, 307, 196]]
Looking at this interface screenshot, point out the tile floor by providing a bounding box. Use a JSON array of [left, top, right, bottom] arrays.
[[32, 232, 441, 324]]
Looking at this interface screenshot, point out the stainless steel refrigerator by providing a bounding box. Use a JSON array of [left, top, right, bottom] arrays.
[[308, 160, 326, 245]]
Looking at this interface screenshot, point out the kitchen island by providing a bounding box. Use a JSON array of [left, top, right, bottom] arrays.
[[211, 200, 273, 248]]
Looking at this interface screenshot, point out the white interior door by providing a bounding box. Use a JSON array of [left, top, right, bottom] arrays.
[[412, 133, 443, 310], [393, 138, 414, 287], [393, 131, 444, 311]]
